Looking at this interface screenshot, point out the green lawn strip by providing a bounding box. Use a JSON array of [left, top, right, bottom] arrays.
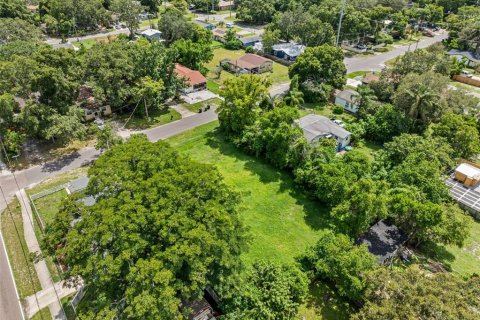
[[30, 307, 51, 320], [449, 81, 480, 94], [72, 38, 97, 49], [115, 107, 181, 130], [167, 121, 349, 318], [62, 294, 77, 320], [207, 79, 221, 94], [0, 199, 42, 300], [347, 71, 369, 79], [300, 103, 356, 123], [139, 18, 159, 28]]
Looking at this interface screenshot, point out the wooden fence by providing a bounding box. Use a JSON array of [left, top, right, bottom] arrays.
[[452, 75, 480, 88]]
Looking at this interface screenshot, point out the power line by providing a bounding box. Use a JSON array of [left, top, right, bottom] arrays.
[[336, 0, 347, 47]]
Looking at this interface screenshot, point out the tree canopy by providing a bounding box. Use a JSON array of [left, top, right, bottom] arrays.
[[43, 135, 249, 319]]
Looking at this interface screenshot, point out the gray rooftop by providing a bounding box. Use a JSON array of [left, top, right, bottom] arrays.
[[295, 114, 351, 142], [447, 49, 480, 63], [239, 35, 261, 45], [67, 176, 89, 193], [80, 195, 96, 207], [336, 89, 360, 103], [193, 20, 214, 28], [272, 43, 306, 57], [356, 220, 408, 264]]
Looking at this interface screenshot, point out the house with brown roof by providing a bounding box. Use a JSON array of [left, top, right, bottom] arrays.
[[362, 72, 380, 85], [175, 64, 207, 93], [77, 85, 112, 121], [221, 54, 273, 74]]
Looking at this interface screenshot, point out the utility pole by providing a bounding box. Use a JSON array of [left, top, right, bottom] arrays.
[[335, 0, 346, 47]]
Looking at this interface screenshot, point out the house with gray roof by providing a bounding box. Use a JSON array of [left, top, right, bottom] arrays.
[[295, 114, 351, 148], [140, 28, 162, 41], [239, 35, 261, 48], [272, 43, 306, 61], [67, 176, 96, 207], [356, 220, 408, 264], [447, 49, 480, 68], [335, 89, 360, 113]]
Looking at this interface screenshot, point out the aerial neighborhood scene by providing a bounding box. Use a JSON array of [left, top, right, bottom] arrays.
[[2, 0, 480, 319]]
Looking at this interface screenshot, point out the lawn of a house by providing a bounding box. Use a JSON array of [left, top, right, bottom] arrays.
[[183, 97, 223, 113], [167, 121, 350, 318], [0, 199, 42, 300], [139, 18, 159, 28], [300, 103, 357, 124], [206, 48, 290, 87], [30, 307, 51, 320]]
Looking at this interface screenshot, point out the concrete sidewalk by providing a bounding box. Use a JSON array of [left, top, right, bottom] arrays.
[[17, 190, 66, 320], [25, 281, 79, 319]]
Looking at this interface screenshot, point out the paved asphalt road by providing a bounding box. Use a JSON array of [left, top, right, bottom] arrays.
[[0, 31, 448, 320]]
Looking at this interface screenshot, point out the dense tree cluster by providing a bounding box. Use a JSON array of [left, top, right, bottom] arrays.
[[43, 135, 249, 319]]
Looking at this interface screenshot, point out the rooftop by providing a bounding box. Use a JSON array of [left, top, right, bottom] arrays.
[[175, 64, 207, 86], [239, 35, 261, 45], [456, 163, 480, 179], [67, 176, 89, 194], [447, 49, 480, 63], [362, 73, 380, 84], [141, 29, 161, 37], [356, 220, 408, 264], [225, 54, 272, 70], [272, 43, 306, 57], [295, 114, 351, 142], [446, 177, 480, 215], [335, 89, 360, 103]]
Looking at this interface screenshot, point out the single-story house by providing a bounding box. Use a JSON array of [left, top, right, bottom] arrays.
[[51, 42, 79, 51], [272, 43, 306, 61], [454, 162, 480, 187], [77, 85, 112, 121], [140, 29, 162, 41], [67, 176, 97, 207], [334, 89, 360, 113], [193, 20, 215, 31], [218, 0, 235, 11], [221, 54, 273, 74], [295, 114, 352, 148], [175, 64, 207, 93], [447, 49, 480, 68], [238, 35, 261, 48], [356, 220, 408, 265], [212, 28, 227, 42], [362, 72, 380, 85]]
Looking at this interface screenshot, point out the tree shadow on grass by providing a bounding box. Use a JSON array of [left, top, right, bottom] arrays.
[[205, 128, 331, 231], [301, 281, 353, 320], [418, 241, 456, 272]]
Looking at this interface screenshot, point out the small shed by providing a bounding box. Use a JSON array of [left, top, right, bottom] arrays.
[[356, 220, 408, 264], [140, 29, 162, 41], [334, 89, 360, 113], [454, 162, 480, 187]]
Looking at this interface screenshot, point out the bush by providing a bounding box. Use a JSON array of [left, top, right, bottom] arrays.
[[332, 104, 344, 114], [245, 46, 255, 53], [374, 47, 389, 53]]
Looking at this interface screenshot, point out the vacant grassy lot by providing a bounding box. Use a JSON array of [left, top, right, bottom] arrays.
[[206, 48, 290, 87], [114, 107, 181, 130], [167, 121, 349, 318], [33, 190, 68, 227], [0, 199, 42, 300]]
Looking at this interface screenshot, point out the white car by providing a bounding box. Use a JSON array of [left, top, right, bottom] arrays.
[[462, 70, 473, 78], [333, 120, 345, 127], [226, 23, 234, 28]]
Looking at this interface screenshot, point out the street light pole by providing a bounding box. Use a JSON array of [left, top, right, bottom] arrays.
[[335, 0, 346, 47]]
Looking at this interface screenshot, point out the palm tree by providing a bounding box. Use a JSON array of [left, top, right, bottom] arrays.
[[405, 85, 439, 128], [284, 75, 304, 107]]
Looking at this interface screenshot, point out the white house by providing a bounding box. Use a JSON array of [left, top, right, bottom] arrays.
[[140, 29, 162, 41], [335, 89, 360, 113], [295, 114, 352, 148]]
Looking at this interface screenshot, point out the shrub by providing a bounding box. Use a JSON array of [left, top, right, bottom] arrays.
[[332, 104, 344, 114], [245, 46, 255, 53]]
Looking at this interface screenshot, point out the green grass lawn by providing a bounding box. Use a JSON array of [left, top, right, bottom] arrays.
[[167, 121, 349, 318], [30, 307, 51, 320], [347, 71, 369, 79], [33, 190, 68, 226], [72, 38, 97, 49], [300, 103, 357, 124], [139, 18, 159, 28], [115, 107, 181, 130], [450, 81, 480, 94], [207, 48, 290, 87], [424, 219, 480, 277], [0, 199, 42, 300]]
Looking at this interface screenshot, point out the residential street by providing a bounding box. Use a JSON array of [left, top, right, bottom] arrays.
[[0, 29, 451, 320]]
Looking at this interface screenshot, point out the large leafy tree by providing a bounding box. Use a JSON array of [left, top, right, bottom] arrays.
[[289, 45, 346, 94], [222, 262, 308, 320], [431, 113, 480, 160], [111, 0, 144, 38], [300, 230, 377, 301], [0, 18, 44, 43], [0, 0, 28, 19], [235, 0, 276, 24], [217, 74, 271, 138], [43, 135, 248, 319], [157, 8, 193, 46], [354, 266, 480, 320]]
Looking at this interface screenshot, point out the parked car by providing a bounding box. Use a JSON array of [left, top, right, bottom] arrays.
[[423, 29, 435, 37], [355, 43, 368, 50], [333, 120, 345, 127], [226, 23, 234, 28], [462, 70, 473, 78]]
